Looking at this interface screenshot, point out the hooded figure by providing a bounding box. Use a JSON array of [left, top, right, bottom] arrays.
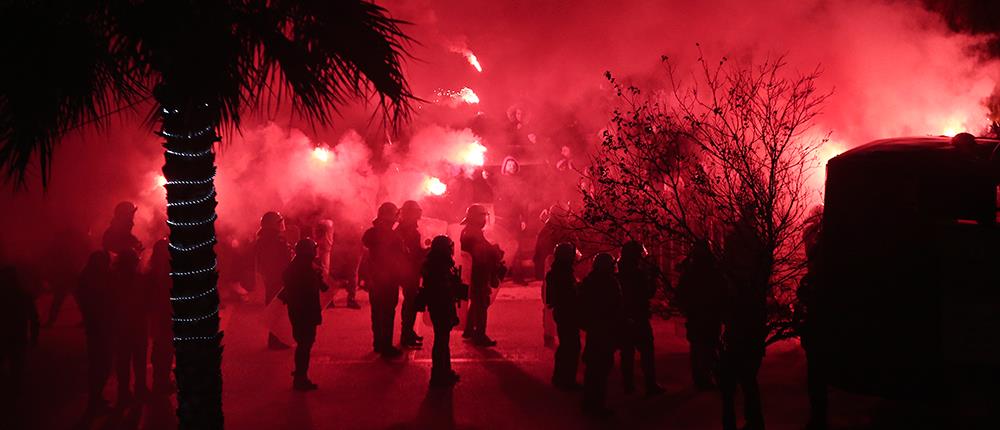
[[579, 253, 623, 417], [281, 239, 329, 391], [421, 235, 463, 387], [361, 202, 406, 358], [545, 242, 581, 390]]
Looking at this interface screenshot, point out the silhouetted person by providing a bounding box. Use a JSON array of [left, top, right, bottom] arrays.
[[102, 201, 143, 256], [0, 264, 39, 399], [148, 238, 175, 394], [720, 212, 771, 430], [396, 200, 425, 348], [797, 205, 828, 430], [676, 239, 726, 389], [534, 205, 575, 281], [579, 253, 622, 417], [618, 241, 665, 396], [362, 202, 405, 358], [460, 204, 505, 347], [421, 235, 463, 387], [545, 242, 581, 390], [256, 211, 292, 350], [280, 239, 329, 391], [76, 250, 114, 413], [330, 222, 362, 309], [111, 249, 148, 405], [43, 227, 91, 327]]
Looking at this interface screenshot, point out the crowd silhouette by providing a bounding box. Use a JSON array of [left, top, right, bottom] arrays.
[[0, 198, 832, 430]]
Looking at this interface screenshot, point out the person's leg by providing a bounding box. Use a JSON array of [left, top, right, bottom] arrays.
[[742, 351, 765, 430], [132, 334, 148, 397], [554, 320, 580, 386], [465, 286, 482, 337], [86, 331, 108, 407], [620, 325, 636, 393], [150, 333, 173, 393], [637, 320, 661, 392], [805, 346, 828, 428], [114, 344, 132, 403], [383, 286, 399, 349], [370, 285, 385, 351], [46, 288, 68, 326], [719, 350, 739, 430], [400, 280, 420, 344]]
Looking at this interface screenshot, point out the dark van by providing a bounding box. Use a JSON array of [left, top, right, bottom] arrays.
[[817, 136, 1000, 399]]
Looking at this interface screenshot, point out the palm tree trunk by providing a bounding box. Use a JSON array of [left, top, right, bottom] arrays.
[[159, 97, 224, 430]]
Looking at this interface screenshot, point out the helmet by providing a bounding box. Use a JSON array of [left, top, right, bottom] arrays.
[[621, 240, 647, 260], [114, 201, 137, 219], [592, 252, 616, 273], [376, 202, 399, 221], [430, 235, 455, 255], [460, 204, 489, 225], [400, 200, 422, 220], [261, 211, 283, 229], [553, 242, 577, 263], [294, 238, 318, 259]]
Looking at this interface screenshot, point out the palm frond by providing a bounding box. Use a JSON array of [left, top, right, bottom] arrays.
[[0, 1, 141, 187]]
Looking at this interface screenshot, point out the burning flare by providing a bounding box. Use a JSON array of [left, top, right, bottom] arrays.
[[312, 146, 331, 163], [459, 87, 480, 104], [423, 176, 447, 196], [465, 52, 483, 72], [462, 140, 487, 166]]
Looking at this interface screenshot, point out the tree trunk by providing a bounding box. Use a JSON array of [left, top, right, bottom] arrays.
[[158, 96, 224, 429]]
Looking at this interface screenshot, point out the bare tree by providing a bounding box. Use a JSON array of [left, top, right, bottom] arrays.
[[579, 52, 830, 343]]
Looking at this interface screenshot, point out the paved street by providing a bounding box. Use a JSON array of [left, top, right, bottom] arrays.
[[9, 282, 956, 430]]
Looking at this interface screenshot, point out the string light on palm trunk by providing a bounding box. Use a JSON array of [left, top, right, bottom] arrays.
[[167, 214, 217, 227], [165, 174, 216, 186], [173, 307, 220, 323], [169, 259, 218, 277], [166, 187, 217, 207], [169, 236, 217, 252], [171, 286, 217, 302]]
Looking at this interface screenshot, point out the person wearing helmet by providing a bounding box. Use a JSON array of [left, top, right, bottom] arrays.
[[102, 201, 143, 256], [545, 242, 581, 390], [395, 201, 425, 348], [421, 235, 464, 387], [279, 239, 329, 391], [255, 211, 292, 350], [578, 253, 623, 417], [110, 249, 148, 405], [617, 240, 665, 397], [361, 202, 406, 358], [534, 204, 576, 282], [460, 204, 504, 347]]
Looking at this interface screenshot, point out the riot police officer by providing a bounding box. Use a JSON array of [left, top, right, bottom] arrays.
[[396, 201, 425, 348], [255, 211, 292, 350], [460, 204, 504, 347], [579, 253, 622, 417], [362, 202, 406, 358]]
